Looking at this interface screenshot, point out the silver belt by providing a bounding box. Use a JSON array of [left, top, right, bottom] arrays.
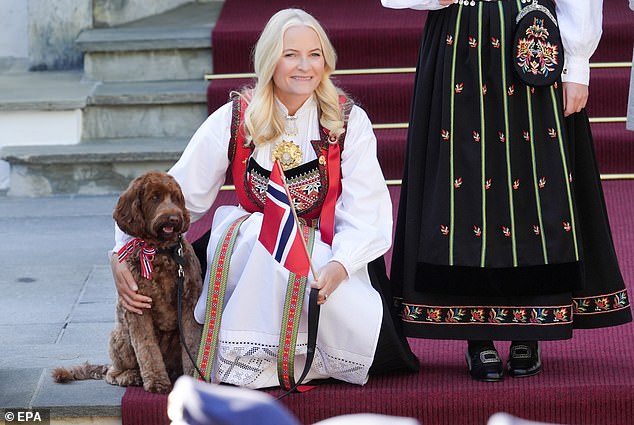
[[454, 0, 503, 5]]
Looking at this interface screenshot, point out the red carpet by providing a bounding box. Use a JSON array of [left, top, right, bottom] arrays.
[[209, 0, 426, 74], [593, 0, 634, 63], [123, 181, 634, 425], [122, 2, 634, 424]]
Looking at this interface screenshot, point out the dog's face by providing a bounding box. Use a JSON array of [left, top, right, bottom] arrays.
[[113, 171, 190, 247]]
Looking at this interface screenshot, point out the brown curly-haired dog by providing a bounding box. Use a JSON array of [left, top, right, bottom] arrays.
[[52, 171, 203, 394]]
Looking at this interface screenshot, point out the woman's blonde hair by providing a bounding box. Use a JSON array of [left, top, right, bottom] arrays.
[[240, 8, 346, 146]]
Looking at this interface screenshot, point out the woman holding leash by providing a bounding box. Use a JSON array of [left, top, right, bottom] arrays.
[[111, 8, 418, 389]]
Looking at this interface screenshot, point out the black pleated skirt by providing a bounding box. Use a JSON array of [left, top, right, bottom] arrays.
[[391, 1, 631, 340]]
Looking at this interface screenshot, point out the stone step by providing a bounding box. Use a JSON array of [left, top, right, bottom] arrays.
[[83, 79, 208, 139], [1, 137, 187, 196], [0, 71, 97, 147], [77, 2, 222, 82]]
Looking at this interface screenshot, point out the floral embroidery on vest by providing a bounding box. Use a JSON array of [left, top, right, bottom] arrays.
[[227, 95, 352, 221]]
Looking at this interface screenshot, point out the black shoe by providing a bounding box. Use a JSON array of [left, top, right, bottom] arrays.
[[465, 345, 503, 382], [508, 341, 542, 377]]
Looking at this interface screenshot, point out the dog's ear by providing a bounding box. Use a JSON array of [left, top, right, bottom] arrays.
[[113, 175, 146, 237], [169, 175, 190, 233]]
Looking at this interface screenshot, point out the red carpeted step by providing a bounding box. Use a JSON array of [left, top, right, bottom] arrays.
[[333, 74, 415, 124], [186, 190, 237, 243], [376, 128, 407, 180], [593, 0, 634, 63], [587, 67, 632, 118], [211, 0, 426, 74], [122, 181, 634, 425], [377, 124, 634, 180], [207, 67, 631, 125], [207, 78, 254, 115], [210, 0, 632, 70], [206, 74, 416, 124], [338, 67, 633, 125], [590, 122, 634, 175], [121, 389, 169, 425]]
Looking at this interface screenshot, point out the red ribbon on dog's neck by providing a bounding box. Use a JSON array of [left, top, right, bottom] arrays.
[[117, 238, 156, 280]]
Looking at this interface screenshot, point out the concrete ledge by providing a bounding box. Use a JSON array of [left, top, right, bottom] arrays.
[[77, 2, 221, 82], [1, 138, 187, 165], [77, 27, 212, 52], [84, 49, 211, 82], [1, 138, 187, 196], [77, 2, 222, 53], [89, 80, 208, 105], [93, 0, 191, 28], [0, 110, 82, 145], [0, 71, 97, 112], [81, 81, 208, 139], [82, 104, 207, 139]]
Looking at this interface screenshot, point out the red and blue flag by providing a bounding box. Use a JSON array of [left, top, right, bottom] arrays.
[[258, 161, 310, 277]]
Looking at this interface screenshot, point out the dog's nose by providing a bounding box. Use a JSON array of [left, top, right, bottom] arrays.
[[168, 215, 181, 224]]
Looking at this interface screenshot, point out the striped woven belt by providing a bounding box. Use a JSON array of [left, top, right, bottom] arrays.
[[298, 217, 319, 229], [277, 225, 316, 390], [195, 215, 248, 382]]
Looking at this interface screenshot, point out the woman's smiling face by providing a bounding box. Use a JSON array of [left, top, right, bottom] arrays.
[[273, 25, 325, 114]]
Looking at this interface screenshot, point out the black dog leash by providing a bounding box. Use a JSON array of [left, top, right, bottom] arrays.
[[275, 287, 320, 400], [171, 236, 208, 382]]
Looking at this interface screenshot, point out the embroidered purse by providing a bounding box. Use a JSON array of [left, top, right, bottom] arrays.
[[513, 0, 564, 87]]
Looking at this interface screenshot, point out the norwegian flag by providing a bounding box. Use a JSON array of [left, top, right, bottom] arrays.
[[258, 161, 310, 277]]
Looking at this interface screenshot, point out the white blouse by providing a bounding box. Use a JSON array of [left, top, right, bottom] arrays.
[[381, 0, 603, 85], [168, 96, 393, 277]]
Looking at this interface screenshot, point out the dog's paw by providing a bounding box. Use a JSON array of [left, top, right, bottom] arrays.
[[144, 379, 172, 394], [106, 369, 143, 387]]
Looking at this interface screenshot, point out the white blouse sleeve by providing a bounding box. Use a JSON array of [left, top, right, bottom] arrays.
[[381, 0, 449, 10], [329, 106, 393, 276], [557, 0, 603, 86], [168, 101, 233, 222]]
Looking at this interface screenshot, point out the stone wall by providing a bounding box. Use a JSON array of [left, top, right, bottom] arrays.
[[94, 0, 189, 27], [0, 1, 29, 71], [27, 0, 92, 70], [93, 0, 220, 28], [1, 0, 221, 72]]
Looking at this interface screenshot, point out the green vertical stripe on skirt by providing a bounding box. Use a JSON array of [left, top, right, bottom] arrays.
[[477, 3, 488, 267], [498, 1, 518, 266], [526, 86, 549, 263], [449, 6, 464, 265], [550, 85, 579, 260]]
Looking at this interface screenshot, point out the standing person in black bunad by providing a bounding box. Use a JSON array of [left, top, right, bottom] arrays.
[[382, 0, 632, 381]]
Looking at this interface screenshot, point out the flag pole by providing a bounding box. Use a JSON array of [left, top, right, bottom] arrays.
[[275, 160, 319, 281]]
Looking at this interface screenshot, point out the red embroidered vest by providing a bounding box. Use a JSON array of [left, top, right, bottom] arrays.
[[227, 96, 350, 245]]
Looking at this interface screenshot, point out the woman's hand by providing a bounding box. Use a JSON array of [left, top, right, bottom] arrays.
[[562, 82, 589, 117], [311, 261, 348, 305], [439, 0, 453, 4], [110, 253, 152, 314]]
